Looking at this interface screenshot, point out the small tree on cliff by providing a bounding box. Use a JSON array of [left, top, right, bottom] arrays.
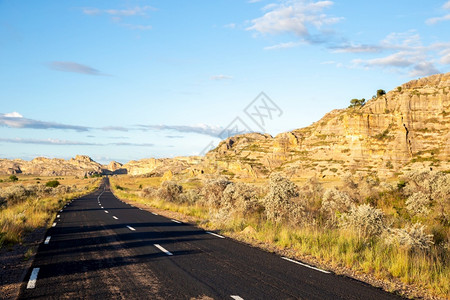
[[349, 98, 366, 108], [377, 89, 386, 97]]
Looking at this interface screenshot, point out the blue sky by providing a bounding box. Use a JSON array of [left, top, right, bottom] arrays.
[[1, 0, 449, 164]]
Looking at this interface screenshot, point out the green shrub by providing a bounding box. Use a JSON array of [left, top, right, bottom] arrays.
[[45, 180, 60, 188], [9, 175, 18, 182], [377, 89, 386, 97]]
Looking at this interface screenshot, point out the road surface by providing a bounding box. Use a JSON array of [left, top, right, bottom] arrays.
[[19, 178, 403, 299]]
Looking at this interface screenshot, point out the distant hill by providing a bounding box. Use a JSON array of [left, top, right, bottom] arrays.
[[1, 73, 449, 179]]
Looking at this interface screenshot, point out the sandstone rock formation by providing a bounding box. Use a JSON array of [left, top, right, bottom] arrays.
[[0, 156, 103, 177], [206, 72, 450, 179]]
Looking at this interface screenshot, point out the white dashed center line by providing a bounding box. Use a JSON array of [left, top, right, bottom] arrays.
[[27, 268, 40, 289], [230, 296, 244, 300], [171, 219, 182, 224], [44, 236, 51, 245], [126, 226, 136, 231], [206, 231, 225, 239], [154, 244, 173, 256], [104, 210, 109, 213], [56, 215, 60, 218], [281, 257, 330, 274], [52, 222, 57, 227], [101, 206, 104, 209], [113, 216, 118, 220]]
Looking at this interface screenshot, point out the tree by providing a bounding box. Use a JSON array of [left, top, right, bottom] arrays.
[[349, 98, 366, 108], [377, 89, 386, 97]]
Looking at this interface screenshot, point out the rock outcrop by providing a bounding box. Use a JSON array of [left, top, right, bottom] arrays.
[[0, 156, 103, 177], [206, 72, 450, 179]]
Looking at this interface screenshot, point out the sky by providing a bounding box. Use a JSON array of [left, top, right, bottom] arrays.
[[1, 0, 449, 164]]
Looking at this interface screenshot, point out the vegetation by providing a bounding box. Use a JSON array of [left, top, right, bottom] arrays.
[[45, 180, 60, 188], [348, 98, 366, 108], [9, 175, 18, 182], [111, 171, 450, 298], [0, 177, 101, 248], [377, 89, 386, 97]]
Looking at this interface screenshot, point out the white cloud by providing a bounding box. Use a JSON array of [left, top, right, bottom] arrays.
[[210, 75, 233, 80], [48, 61, 104, 76], [345, 31, 447, 77], [439, 49, 450, 64], [264, 41, 301, 50], [137, 124, 224, 138], [358, 52, 415, 67], [444, 0, 450, 9], [0, 113, 90, 131], [246, 0, 342, 40], [426, 2, 450, 24], [82, 6, 156, 17], [332, 44, 382, 53], [248, 0, 263, 3], [224, 23, 236, 29], [426, 14, 450, 25], [409, 62, 440, 77], [121, 24, 152, 30], [4, 112, 23, 118]]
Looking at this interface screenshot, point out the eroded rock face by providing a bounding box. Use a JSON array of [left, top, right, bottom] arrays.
[[205, 72, 450, 179], [0, 156, 103, 177]]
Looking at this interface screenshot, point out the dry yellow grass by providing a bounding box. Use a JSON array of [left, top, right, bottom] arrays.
[[0, 176, 101, 247]]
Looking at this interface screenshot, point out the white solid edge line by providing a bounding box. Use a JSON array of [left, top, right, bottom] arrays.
[[52, 222, 56, 227], [171, 219, 182, 224], [281, 257, 330, 274], [152, 212, 158, 215], [104, 210, 109, 213], [27, 268, 40, 289], [44, 236, 51, 245], [230, 296, 244, 300], [113, 216, 118, 220], [126, 225, 136, 231], [154, 244, 173, 256], [206, 231, 225, 239]]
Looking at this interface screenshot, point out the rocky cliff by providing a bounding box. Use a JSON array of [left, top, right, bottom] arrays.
[[205, 72, 450, 179], [0, 155, 103, 177]]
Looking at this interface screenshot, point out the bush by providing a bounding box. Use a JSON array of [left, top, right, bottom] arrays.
[[0, 185, 29, 206], [340, 204, 385, 240], [221, 182, 262, 215], [201, 177, 231, 208], [157, 181, 183, 203], [140, 186, 156, 198], [45, 180, 60, 188], [263, 173, 301, 224], [9, 175, 18, 182], [406, 192, 431, 216], [321, 188, 353, 227], [386, 223, 434, 251]]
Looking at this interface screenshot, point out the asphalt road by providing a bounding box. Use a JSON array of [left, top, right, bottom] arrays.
[[18, 178, 403, 299]]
